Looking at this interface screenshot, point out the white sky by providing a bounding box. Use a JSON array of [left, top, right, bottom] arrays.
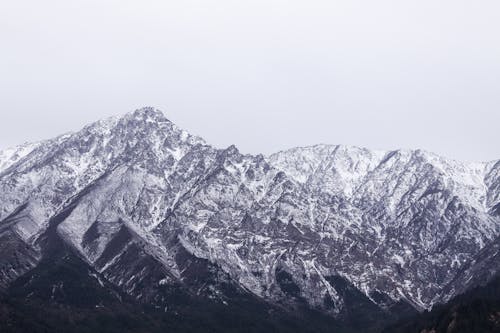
[[0, 0, 499, 161]]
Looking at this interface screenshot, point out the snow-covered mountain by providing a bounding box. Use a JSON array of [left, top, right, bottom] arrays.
[[1, 107, 498, 326]]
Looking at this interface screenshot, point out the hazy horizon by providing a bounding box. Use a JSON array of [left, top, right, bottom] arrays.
[[1, 1, 499, 161]]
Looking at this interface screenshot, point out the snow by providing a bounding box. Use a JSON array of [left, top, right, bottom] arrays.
[[0, 141, 40, 173]]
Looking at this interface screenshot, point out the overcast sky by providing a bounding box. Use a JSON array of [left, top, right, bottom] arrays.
[[1, 1, 499, 161]]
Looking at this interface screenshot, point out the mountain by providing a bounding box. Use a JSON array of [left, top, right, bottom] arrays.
[[0, 107, 499, 332]]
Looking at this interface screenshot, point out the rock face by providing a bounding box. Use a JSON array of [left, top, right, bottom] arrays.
[[0, 107, 499, 326]]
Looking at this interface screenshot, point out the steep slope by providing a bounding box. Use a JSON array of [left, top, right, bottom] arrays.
[[1, 231, 343, 333], [269, 145, 499, 308], [0, 107, 498, 331]]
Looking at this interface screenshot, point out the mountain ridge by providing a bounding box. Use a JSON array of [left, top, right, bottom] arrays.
[[0, 107, 498, 331]]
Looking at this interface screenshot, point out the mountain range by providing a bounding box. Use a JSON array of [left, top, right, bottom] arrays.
[[1, 107, 498, 332]]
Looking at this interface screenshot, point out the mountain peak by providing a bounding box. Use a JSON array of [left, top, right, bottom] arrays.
[[78, 107, 169, 135], [127, 107, 168, 122], [77, 107, 202, 148]]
